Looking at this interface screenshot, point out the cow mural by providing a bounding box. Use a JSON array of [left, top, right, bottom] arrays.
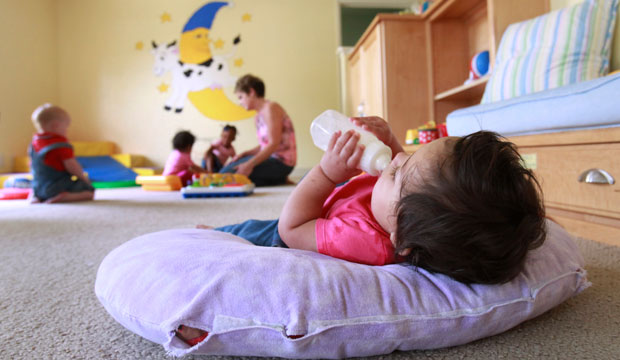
[[151, 37, 239, 113], [150, 1, 254, 121]]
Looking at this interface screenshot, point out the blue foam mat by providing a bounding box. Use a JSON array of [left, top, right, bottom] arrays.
[[76, 156, 137, 182]]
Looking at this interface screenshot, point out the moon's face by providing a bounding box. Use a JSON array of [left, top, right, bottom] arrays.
[[180, 28, 212, 64]]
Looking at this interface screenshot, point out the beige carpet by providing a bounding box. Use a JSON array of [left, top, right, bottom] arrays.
[[1, 185, 619, 359]]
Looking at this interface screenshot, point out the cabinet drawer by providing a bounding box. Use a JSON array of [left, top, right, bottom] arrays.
[[520, 143, 620, 218]]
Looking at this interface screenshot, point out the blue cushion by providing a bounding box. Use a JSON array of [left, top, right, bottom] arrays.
[[448, 73, 620, 137]]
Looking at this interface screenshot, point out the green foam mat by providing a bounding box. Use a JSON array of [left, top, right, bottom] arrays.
[[92, 180, 138, 189]]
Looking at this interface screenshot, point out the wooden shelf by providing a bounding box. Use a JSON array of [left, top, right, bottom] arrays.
[[429, 0, 486, 21], [434, 75, 489, 101], [344, 0, 549, 142], [403, 144, 423, 153], [427, 0, 548, 123]]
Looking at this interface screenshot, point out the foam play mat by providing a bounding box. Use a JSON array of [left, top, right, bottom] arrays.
[[0, 188, 31, 200], [77, 156, 137, 188]]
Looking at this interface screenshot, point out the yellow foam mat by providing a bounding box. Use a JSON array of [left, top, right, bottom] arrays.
[[133, 167, 161, 176], [71, 141, 116, 156], [111, 154, 146, 168]]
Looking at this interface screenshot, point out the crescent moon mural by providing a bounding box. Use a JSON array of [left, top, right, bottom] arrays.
[[150, 1, 255, 121]]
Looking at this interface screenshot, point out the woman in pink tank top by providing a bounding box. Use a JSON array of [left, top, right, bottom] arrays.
[[219, 74, 297, 186]]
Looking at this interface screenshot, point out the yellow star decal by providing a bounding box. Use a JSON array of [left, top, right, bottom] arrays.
[[135, 41, 144, 50], [160, 12, 172, 23], [214, 38, 225, 49], [157, 83, 169, 93], [234, 58, 244, 67], [242, 13, 252, 22]]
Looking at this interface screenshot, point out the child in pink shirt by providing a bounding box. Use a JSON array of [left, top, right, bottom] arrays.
[[163, 131, 206, 185], [181, 116, 547, 345], [203, 125, 237, 173], [204, 116, 546, 279]]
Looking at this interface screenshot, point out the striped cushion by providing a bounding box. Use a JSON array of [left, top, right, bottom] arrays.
[[481, 0, 618, 104]]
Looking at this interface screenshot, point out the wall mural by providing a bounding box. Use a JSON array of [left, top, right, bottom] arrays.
[[146, 1, 255, 121]]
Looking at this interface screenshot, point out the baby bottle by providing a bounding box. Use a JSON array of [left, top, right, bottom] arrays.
[[310, 109, 392, 176]]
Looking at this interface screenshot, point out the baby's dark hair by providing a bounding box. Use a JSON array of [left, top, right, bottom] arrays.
[[223, 124, 237, 134], [172, 130, 196, 151], [235, 74, 265, 98], [394, 131, 546, 284]]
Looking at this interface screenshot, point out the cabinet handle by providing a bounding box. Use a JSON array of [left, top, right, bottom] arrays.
[[578, 168, 615, 185]]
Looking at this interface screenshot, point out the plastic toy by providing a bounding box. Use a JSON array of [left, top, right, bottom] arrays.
[[181, 173, 254, 198], [3, 174, 32, 189], [136, 175, 183, 191], [405, 129, 419, 145], [418, 129, 439, 144], [437, 122, 448, 138], [464, 50, 490, 84], [414, 120, 444, 144], [136, 175, 182, 191], [471, 50, 490, 78]]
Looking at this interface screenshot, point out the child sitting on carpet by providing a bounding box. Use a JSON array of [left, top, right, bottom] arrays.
[[180, 117, 547, 344], [163, 130, 207, 185], [29, 104, 94, 204], [202, 125, 237, 173]]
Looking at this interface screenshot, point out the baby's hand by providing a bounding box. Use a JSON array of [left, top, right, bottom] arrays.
[[319, 130, 364, 184], [350, 116, 394, 146]]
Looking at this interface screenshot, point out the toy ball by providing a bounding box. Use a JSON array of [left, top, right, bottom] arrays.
[[470, 50, 490, 79]]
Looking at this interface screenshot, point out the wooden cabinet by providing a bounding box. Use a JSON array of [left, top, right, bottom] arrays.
[[427, 0, 549, 124], [346, 14, 430, 146], [512, 128, 620, 246], [345, 0, 550, 144]]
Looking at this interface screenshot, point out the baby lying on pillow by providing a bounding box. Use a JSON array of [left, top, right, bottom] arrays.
[[181, 117, 546, 345]]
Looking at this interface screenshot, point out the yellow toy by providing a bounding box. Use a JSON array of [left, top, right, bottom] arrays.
[[136, 175, 182, 191]]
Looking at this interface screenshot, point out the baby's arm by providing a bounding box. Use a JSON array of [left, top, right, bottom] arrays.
[[204, 145, 214, 157], [278, 130, 364, 251], [350, 116, 404, 156], [189, 164, 207, 174], [62, 158, 91, 184]]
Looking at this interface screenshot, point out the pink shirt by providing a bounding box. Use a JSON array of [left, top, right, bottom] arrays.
[[255, 102, 297, 167], [163, 150, 195, 176], [211, 139, 236, 165], [315, 174, 396, 266]]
